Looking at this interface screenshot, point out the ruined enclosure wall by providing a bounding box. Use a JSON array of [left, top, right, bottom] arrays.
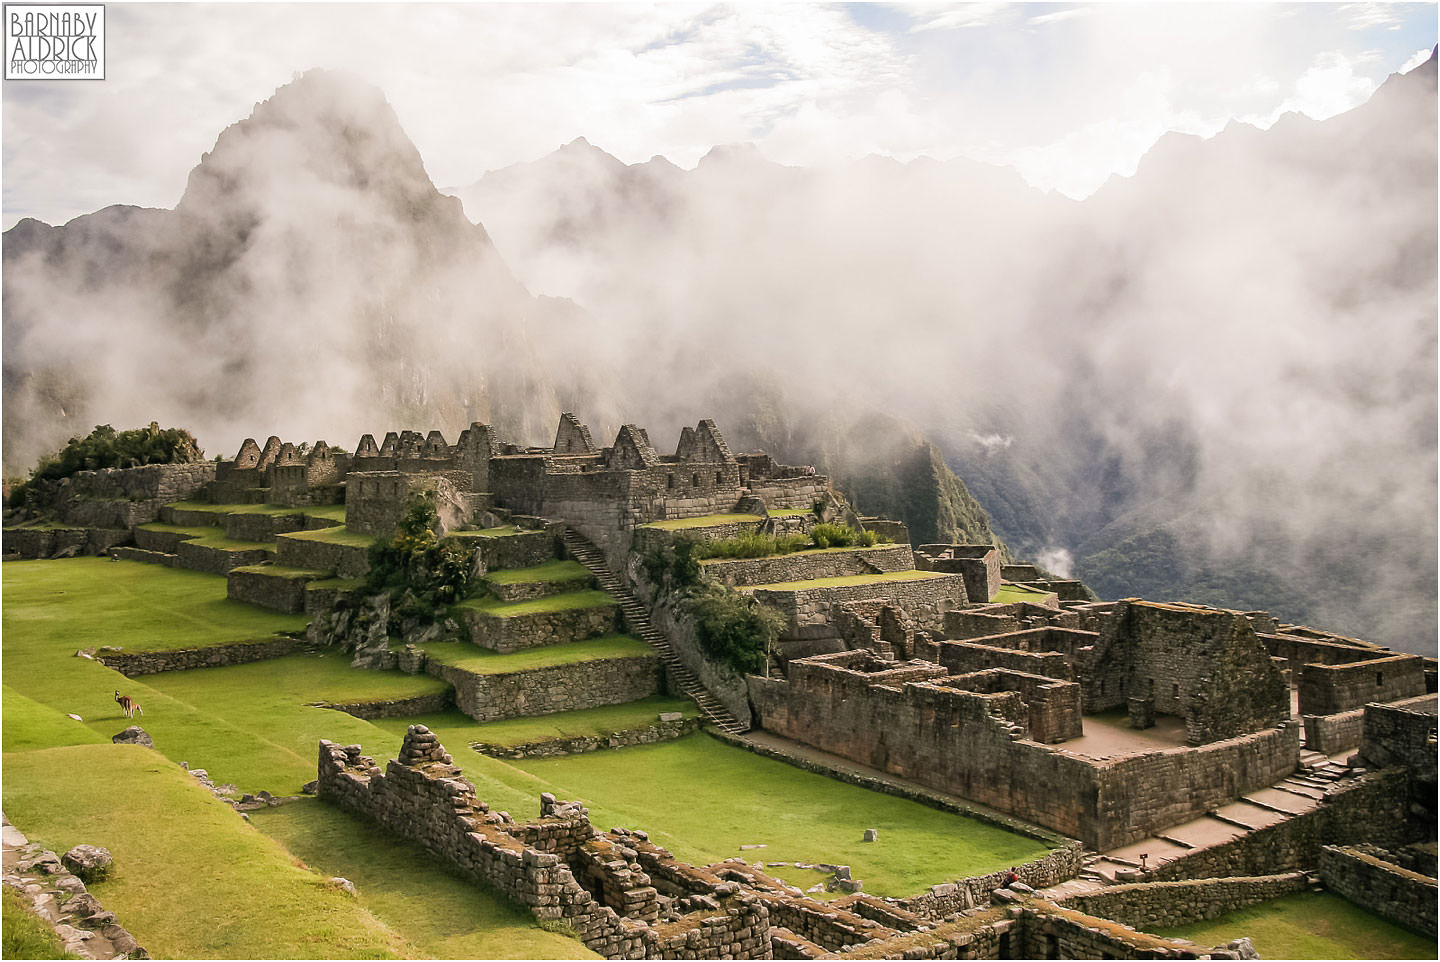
[[1303, 707, 1367, 755], [750, 657, 1297, 850], [1016, 904, 1206, 961], [700, 545, 914, 588], [1146, 768, 1412, 881], [942, 610, 1022, 639], [1059, 874, 1309, 930], [1258, 632, 1384, 677], [427, 656, 661, 722], [460, 602, 617, 654], [1087, 725, 1299, 850], [314, 738, 653, 957], [753, 575, 967, 636], [97, 636, 305, 675], [1319, 845, 1437, 937], [747, 476, 827, 510], [1083, 602, 1289, 744], [1360, 697, 1438, 777], [1297, 654, 1426, 716], [934, 640, 1074, 682]]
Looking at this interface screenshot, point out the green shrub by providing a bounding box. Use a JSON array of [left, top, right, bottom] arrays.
[[683, 583, 784, 675], [810, 523, 854, 549], [695, 532, 811, 560], [641, 536, 702, 590], [9, 422, 202, 509], [363, 492, 475, 621]]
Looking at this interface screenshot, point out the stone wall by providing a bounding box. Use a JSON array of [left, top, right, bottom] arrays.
[[745, 477, 827, 511], [1059, 874, 1310, 930], [1146, 768, 1412, 881], [314, 691, 454, 719], [1297, 653, 1426, 716], [748, 650, 1299, 851], [1319, 845, 1437, 937], [274, 533, 373, 579], [1015, 902, 1209, 961], [97, 635, 306, 675], [460, 600, 617, 654], [226, 567, 313, 613], [3, 525, 130, 559], [315, 732, 654, 956], [751, 574, 968, 637], [933, 640, 1075, 682], [700, 545, 914, 589], [942, 610, 1022, 639], [462, 528, 563, 571], [487, 570, 595, 602], [474, 717, 701, 760], [1080, 602, 1290, 746], [1358, 697, 1438, 781], [175, 541, 272, 575], [914, 545, 1002, 608], [427, 655, 661, 723], [316, 728, 774, 959], [1303, 707, 1366, 755]]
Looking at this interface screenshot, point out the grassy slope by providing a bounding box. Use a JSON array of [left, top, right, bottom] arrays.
[[3, 744, 414, 959], [747, 570, 951, 591], [168, 501, 348, 522], [1149, 891, 1435, 960], [280, 526, 380, 548], [423, 635, 651, 674], [250, 801, 594, 960], [484, 560, 590, 584], [3, 886, 79, 959], [369, 696, 699, 749], [458, 590, 616, 617], [502, 735, 1052, 897], [136, 523, 275, 551]]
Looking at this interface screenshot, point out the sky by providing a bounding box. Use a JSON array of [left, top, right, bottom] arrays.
[[2, 1, 1436, 228]]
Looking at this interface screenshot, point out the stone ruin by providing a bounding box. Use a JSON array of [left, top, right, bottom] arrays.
[[4, 410, 1437, 958]]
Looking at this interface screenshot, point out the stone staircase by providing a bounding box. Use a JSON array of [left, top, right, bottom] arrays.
[[561, 528, 748, 735]]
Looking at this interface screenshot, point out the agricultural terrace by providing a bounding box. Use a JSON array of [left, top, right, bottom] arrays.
[[3, 556, 1056, 955]]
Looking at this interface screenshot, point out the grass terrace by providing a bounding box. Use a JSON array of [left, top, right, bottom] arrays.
[[135, 522, 274, 552], [3, 744, 418, 959], [167, 501, 348, 522], [279, 526, 379, 548], [306, 577, 365, 592], [1149, 891, 1434, 959], [458, 589, 615, 618], [249, 801, 595, 959], [423, 634, 652, 675], [231, 562, 330, 580], [504, 735, 1054, 898], [369, 696, 698, 749], [991, 583, 1055, 604], [746, 570, 952, 592], [484, 560, 591, 584], [445, 525, 528, 539], [638, 513, 764, 531]]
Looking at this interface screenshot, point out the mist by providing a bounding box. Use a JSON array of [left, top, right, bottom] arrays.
[[3, 61, 1434, 652]]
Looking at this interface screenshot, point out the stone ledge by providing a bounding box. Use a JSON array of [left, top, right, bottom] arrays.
[[473, 716, 701, 759], [97, 635, 308, 675]]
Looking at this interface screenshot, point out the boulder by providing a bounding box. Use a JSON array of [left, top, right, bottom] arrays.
[[61, 845, 113, 883], [112, 726, 154, 748], [862, 828, 878, 842]]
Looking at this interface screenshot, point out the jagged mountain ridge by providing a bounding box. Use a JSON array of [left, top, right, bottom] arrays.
[[2, 69, 602, 474], [450, 54, 1437, 651], [3, 59, 1434, 651]]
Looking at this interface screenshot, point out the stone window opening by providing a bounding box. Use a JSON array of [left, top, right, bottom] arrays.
[[667, 474, 675, 490], [715, 471, 722, 485], [691, 473, 700, 487], [1377, 672, 1384, 685], [1172, 682, 1180, 701]]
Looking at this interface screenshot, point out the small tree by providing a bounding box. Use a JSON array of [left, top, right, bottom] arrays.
[[9, 422, 203, 509]]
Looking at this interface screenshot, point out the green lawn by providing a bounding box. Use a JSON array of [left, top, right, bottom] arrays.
[[747, 570, 952, 591], [280, 527, 380, 548], [231, 562, 331, 579], [502, 735, 1053, 897], [991, 583, 1055, 604], [457, 590, 615, 617], [445, 526, 527, 539], [370, 696, 698, 749], [1150, 891, 1436, 959], [249, 801, 594, 960], [423, 634, 652, 674], [136, 522, 274, 552], [168, 501, 348, 522], [2, 886, 77, 959], [484, 560, 590, 585], [638, 514, 764, 531], [3, 745, 414, 959]]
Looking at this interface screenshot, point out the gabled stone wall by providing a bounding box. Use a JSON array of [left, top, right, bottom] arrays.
[[1297, 653, 1426, 715]]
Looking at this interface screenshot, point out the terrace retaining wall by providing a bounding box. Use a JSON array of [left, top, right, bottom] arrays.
[[1318, 845, 1437, 937], [427, 655, 662, 723], [96, 635, 307, 675], [461, 600, 618, 653]]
